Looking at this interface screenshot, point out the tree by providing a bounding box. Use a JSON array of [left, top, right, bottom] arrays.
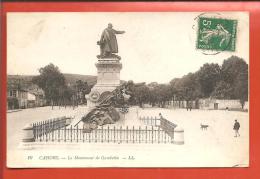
[[197, 63, 221, 97], [182, 73, 201, 101], [32, 63, 66, 109], [221, 56, 248, 85], [170, 73, 201, 104], [221, 56, 248, 108], [234, 71, 248, 109], [75, 80, 90, 104], [147, 82, 173, 108], [131, 84, 150, 107], [63, 87, 73, 107], [170, 78, 185, 102], [155, 84, 172, 107], [211, 81, 233, 99], [169, 78, 179, 100]]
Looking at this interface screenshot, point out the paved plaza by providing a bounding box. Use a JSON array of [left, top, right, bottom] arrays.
[[7, 106, 248, 167]]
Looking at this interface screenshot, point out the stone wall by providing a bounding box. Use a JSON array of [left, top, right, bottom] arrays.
[[164, 99, 248, 110]]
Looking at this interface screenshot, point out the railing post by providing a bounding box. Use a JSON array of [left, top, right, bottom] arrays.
[[49, 119, 51, 134], [41, 121, 43, 141], [32, 123, 35, 139], [132, 126, 135, 143], [64, 125, 66, 142], [46, 120, 48, 139], [101, 126, 103, 143], [70, 125, 72, 142], [152, 126, 154, 144], [49, 119, 52, 137], [139, 126, 141, 143], [46, 121, 48, 142], [33, 123, 37, 140], [158, 127, 160, 144], [79, 128, 81, 141], [53, 118, 58, 130], [164, 127, 166, 143], [108, 126, 110, 143], [120, 126, 122, 143], [126, 126, 128, 143], [88, 131, 91, 143], [58, 118, 60, 128], [53, 122, 55, 141], [48, 120, 51, 141], [41, 121, 44, 141], [95, 128, 97, 143], [57, 118, 59, 129], [82, 128, 84, 143], [38, 122, 40, 140], [76, 125, 79, 143], [46, 120, 48, 134], [114, 126, 116, 143], [50, 119, 54, 131], [145, 126, 147, 143], [58, 124, 60, 142], [22, 124, 35, 142], [36, 122, 39, 140], [43, 121, 45, 141]]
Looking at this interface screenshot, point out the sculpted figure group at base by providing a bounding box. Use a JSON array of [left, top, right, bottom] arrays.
[[97, 23, 125, 60]]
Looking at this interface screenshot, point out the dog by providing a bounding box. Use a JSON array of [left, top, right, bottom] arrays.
[[200, 123, 209, 130]]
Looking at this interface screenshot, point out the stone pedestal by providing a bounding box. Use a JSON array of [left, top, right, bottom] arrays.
[[173, 127, 184, 145], [86, 57, 122, 107], [22, 124, 35, 142]]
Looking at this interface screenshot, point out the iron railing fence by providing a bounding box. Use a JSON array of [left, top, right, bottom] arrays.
[[30, 116, 177, 144]]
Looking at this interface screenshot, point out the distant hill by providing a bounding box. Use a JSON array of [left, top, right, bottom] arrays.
[[7, 75, 34, 89], [63, 73, 97, 86], [7, 75, 34, 82], [7, 74, 97, 87], [7, 73, 131, 89]]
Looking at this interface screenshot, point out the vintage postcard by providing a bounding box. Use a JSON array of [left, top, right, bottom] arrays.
[[6, 12, 249, 168]]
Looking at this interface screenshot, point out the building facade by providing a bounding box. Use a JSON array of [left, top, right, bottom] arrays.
[[7, 79, 46, 110]]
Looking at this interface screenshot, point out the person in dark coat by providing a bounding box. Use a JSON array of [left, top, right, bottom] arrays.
[[233, 120, 240, 137]]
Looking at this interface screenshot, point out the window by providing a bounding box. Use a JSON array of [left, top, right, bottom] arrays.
[[9, 90, 17, 97]]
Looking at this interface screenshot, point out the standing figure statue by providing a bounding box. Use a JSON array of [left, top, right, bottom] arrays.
[[97, 23, 125, 60]]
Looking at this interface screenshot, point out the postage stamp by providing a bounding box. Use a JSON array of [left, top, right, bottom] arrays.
[[197, 17, 238, 52]]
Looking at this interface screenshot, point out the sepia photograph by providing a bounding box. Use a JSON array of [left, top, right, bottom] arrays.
[[6, 12, 249, 168]]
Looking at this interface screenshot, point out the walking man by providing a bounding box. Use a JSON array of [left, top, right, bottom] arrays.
[[233, 120, 240, 137]]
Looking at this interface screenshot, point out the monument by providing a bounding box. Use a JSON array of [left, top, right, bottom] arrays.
[[86, 23, 125, 107]]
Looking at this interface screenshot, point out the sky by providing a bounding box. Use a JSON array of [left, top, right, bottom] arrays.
[[7, 12, 249, 83]]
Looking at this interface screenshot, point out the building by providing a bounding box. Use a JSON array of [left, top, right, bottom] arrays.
[[7, 78, 46, 110], [198, 98, 248, 110], [27, 85, 46, 107], [165, 98, 248, 110]]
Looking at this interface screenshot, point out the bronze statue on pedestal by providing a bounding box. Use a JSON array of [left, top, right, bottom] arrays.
[[97, 23, 125, 60]]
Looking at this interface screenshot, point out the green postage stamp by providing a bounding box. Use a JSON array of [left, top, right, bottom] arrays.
[[197, 17, 237, 52]]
